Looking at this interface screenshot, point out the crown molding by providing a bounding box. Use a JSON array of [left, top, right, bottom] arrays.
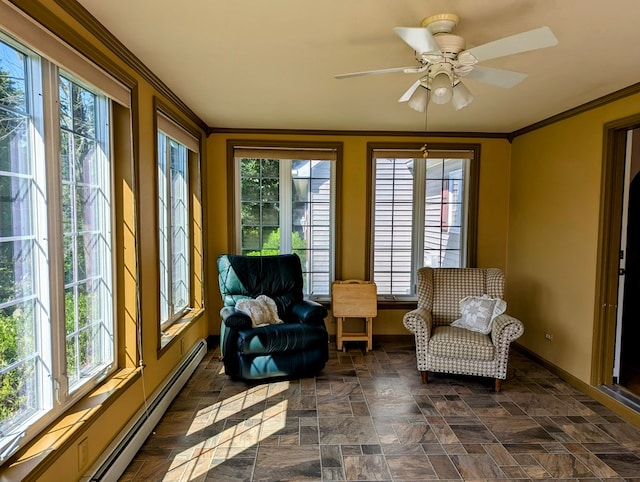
[[7, 0, 137, 91], [48, 0, 207, 132], [510, 82, 640, 141], [209, 127, 511, 139]]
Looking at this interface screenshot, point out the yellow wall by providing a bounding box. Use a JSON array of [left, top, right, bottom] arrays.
[[207, 133, 512, 335], [507, 93, 640, 383]]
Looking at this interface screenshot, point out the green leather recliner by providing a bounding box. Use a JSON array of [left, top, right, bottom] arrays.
[[217, 254, 329, 381]]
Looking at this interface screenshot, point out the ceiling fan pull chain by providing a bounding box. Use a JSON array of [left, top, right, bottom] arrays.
[[422, 102, 429, 159]]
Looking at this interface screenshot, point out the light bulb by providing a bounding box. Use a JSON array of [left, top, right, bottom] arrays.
[[408, 85, 429, 112], [451, 82, 474, 110], [430, 71, 452, 104]]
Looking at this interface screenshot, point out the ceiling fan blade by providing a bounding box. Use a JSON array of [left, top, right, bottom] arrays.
[[463, 65, 528, 88], [393, 27, 441, 55], [334, 66, 419, 79], [465, 26, 558, 62], [398, 80, 422, 102], [464, 65, 528, 89]]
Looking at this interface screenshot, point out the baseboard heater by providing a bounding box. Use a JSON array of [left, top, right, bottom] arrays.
[[82, 338, 207, 482]]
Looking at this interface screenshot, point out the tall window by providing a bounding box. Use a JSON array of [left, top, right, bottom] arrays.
[[232, 144, 340, 297], [0, 24, 126, 460], [60, 74, 113, 391], [157, 113, 198, 330], [370, 145, 478, 297]]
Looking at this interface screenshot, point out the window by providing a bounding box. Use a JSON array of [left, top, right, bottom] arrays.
[[0, 21, 128, 460], [59, 74, 113, 391], [231, 143, 341, 297], [157, 113, 198, 331], [369, 144, 479, 298]]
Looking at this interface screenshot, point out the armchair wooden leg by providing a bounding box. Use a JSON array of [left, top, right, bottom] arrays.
[[494, 378, 502, 392], [421, 371, 428, 384], [337, 317, 344, 352]]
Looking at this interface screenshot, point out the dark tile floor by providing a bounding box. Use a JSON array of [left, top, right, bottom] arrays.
[[119, 342, 640, 481]]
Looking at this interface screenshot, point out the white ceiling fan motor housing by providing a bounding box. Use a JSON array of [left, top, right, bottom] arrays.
[[421, 14, 466, 61], [433, 34, 466, 57], [421, 13, 460, 34]]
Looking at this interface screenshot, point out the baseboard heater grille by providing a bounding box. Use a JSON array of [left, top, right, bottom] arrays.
[[83, 338, 207, 482]]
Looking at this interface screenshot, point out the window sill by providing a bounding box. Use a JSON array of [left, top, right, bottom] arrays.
[[376, 298, 418, 310], [311, 295, 417, 311], [1, 368, 141, 481], [159, 307, 205, 353], [307, 295, 331, 308]]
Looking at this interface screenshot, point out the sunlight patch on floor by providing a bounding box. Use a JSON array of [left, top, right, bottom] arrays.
[[165, 381, 291, 480]]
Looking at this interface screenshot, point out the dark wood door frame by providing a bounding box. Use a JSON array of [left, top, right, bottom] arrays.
[[593, 114, 640, 385]]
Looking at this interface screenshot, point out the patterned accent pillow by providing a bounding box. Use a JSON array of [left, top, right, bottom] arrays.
[[450, 294, 507, 334], [236, 295, 283, 328]]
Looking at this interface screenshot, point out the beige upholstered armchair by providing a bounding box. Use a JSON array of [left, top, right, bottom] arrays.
[[403, 267, 524, 391]]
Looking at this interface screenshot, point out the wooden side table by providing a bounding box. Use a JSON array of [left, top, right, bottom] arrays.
[[331, 280, 377, 351]]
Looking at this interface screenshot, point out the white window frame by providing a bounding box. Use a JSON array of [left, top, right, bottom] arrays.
[[157, 113, 197, 331], [0, 32, 52, 461], [57, 70, 114, 394], [0, 4, 128, 459], [369, 144, 479, 300], [231, 145, 339, 298]]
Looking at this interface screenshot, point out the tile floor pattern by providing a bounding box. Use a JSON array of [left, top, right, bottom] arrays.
[[120, 342, 640, 481]]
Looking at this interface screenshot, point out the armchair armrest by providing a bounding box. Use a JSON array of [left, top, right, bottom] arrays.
[[220, 306, 252, 330], [403, 307, 433, 373], [291, 299, 328, 325], [490, 313, 524, 346], [403, 307, 433, 341]]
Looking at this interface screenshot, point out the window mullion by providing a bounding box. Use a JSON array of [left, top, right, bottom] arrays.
[[461, 160, 470, 267], [98, 95, 114, 365], [328, 162, 336, 289], [41, 59, 68, 404], [165, 140, 174, 316], [69, 129, 79, 389], [233, 158, 242, 250], [280, 160, 292, 254], [31, 54, 54, 414], [181, 146, 190, 310], [412, 158, 426, 294]]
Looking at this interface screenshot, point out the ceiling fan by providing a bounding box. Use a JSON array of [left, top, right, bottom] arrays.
[[335, 13, 558, 112]]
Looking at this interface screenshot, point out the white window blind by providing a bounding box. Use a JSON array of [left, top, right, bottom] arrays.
[[157, 112, 199, 153]]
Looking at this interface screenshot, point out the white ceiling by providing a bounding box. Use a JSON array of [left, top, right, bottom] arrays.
[[77, 0, 640, 133]]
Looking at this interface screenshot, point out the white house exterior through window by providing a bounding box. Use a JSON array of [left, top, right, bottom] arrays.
[[370, 145, 478, 299], [232, 145, 339, 297]]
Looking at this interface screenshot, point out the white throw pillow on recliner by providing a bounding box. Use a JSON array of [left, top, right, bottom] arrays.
[[450, 294, 507, 334], [235, 295, 283, 328]]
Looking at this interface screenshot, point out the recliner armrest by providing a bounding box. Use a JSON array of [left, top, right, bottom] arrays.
[[220, 306, 252, 330], [291, 299, 328, 325]]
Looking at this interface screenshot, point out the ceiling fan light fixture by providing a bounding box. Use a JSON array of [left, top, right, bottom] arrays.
[[430, 71, 452, 104], [451, 82, 474, 110], [408, 85, 430, 112], [334, 13, 559, 115]]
